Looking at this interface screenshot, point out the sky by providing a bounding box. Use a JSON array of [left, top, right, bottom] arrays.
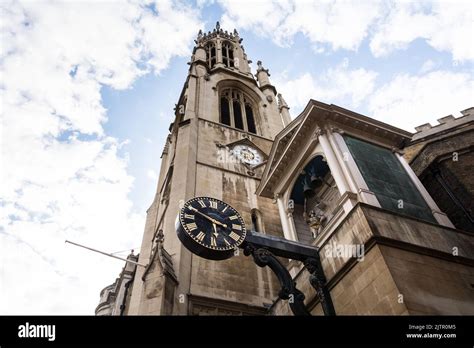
[[0, 0, 473, 314]]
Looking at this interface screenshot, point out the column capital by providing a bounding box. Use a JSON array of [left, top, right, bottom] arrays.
[[313, 127, 326, 140], [391, 146, 405, 155], [272, 193, 280, 204], [329, 126, 344, 134]]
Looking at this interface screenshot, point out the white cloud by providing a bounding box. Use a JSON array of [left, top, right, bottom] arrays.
[[218, 0, 473, 61], [370, 1, 474, 62], [276, 65, 473, 132], [274, 61, 378, 114], [0, 0, 202, 314], [147, 169, 158, 180], [368, 70, 474, 131], [219, 0, 381, 50], [419, 59, 437, 74]]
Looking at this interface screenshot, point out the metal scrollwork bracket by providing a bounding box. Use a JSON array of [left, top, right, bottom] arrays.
[[243, 243, 310, 316], [304, 257, 336, 316]]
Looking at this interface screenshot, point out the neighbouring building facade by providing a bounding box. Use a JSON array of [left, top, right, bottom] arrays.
[[96, 23, 474, 316]]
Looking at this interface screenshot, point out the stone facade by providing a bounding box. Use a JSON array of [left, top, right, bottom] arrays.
[[97, 23, 474, 316], [259, 101, 474, 316], [95, 253, 138, 316], [404, 107, 474, 232], [123, 23, 285, 315]]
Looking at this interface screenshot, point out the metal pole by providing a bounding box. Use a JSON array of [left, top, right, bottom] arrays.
[[65, 240, 147, 268]]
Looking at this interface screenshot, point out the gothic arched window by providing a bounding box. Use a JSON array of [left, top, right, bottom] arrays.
[[245, 102, 256, 133], [222, 41, 234, 68], [251, 209, 265, 233], [206, 43, 216, 69], [220, 88, 257, 134], [220, 96, 230, 126]]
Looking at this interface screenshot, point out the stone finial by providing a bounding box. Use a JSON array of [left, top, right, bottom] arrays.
[[233, 28, 239, 36], [197, 29, 203, 40], [215, 21, 220, 31], [277, 93, 289, 109], [256, 60, 270, 76], [277, 93, 291, 123]]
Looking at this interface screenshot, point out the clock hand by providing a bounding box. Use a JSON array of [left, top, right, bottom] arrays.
[[212, 223, 219, 237], [188, 206, 227, 227], [222, 235, 231, 246]]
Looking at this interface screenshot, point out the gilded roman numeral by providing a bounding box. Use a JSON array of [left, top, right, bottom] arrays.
[[198, 200, 206, 208], [229, 215, 238, 220], [223, 237, 231, 246], [209, 201, 218, 209], [195, 231, 205, 242], [184, 214, 194, 220], [232, 224, 242, 231], [222, 206, 228, 213], [186, 222, 197, 231], [229, 231, 240, 241], [211, 236, 217, 247]]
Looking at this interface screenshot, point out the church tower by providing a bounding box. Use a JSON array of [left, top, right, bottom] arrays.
[[126, 23, 289, 315]]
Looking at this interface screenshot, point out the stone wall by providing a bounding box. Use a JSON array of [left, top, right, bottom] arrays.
[[381, 246, 474, 314], [189, 118, 284, 311], [272, 204, 474, 315], [404, 107, 474, 232]]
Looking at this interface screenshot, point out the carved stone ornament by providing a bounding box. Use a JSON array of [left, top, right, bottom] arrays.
[[330, 127, 344, 134], [391, 146, 404, 155], [272, 193, 279, 204], [312, 127, 326, 140]]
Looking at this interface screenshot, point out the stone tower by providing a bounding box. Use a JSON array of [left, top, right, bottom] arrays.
[[126, 22, 289, 315]]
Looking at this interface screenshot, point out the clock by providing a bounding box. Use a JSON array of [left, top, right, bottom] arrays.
[[176, 197, 247, 260], [232, 144, 263, 166]]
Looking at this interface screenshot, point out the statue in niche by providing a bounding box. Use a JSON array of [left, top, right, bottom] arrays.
[[303, 170, 338, 238], [306, 202, 327, 238]]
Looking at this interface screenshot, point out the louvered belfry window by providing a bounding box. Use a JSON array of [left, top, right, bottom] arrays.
[[206, 42, 216, 68], [222, 41, 234, 68], [219, 88, 257, 134]]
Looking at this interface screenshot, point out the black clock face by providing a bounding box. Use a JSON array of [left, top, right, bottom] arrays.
[[176, 197, 246, 260]]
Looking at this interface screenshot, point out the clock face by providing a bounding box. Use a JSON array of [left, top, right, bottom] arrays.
[[176, 197, 247, 260], [232, 144, 263, 166]]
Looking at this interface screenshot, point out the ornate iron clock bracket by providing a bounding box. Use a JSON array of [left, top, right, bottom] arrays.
[[304, 257, 336, 316], [243, 243, 310, 316], [242, 231, 336, 316], [176, 197, 335, 316]]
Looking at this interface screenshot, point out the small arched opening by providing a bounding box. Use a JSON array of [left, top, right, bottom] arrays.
[[206, 42, 216, 68], [250, 208, 265, 233], [222, 41, 234, 68], [289, 155, 340, 243]]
